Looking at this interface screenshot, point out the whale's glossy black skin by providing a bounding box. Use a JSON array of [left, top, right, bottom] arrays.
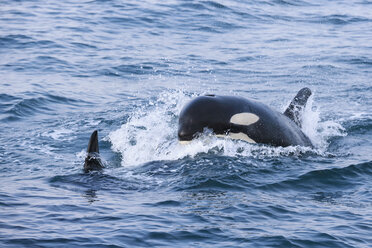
[[178, 89, 313, 147]]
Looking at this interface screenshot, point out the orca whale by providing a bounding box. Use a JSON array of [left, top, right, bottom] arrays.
[[84, 130, 104, 173], [178, 88, 313, 147]]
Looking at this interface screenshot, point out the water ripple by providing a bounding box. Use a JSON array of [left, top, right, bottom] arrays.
[[262, 161, 372, 192], [1, 93, 86, 121]]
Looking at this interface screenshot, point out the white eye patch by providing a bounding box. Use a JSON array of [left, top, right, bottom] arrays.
[[230, 113, 259, 126]]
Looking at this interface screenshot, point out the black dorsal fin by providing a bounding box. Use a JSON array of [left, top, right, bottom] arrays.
[[87, 130, 99, 153], [283, 87, 312, 127], [84, 130, 104, 173]]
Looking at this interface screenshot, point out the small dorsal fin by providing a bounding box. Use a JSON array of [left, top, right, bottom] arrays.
[[84, 130, 104, 173], [283, 87, 312, 127], [87, 130, 99, 153]]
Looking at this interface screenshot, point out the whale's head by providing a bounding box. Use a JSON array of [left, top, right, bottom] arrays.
[[178, 95, 229, 142]]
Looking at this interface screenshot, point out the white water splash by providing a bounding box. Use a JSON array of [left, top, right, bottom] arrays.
[[108, 91, 345, 167], [43, 128, 75, 141], [301, 96, 346, 150], [108, 90, 193, 166]]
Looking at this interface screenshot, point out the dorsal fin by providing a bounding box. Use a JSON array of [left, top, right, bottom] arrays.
[[87, 130, 99, 153], [84, 130, 104, 173], [283, 87, 312, 127]]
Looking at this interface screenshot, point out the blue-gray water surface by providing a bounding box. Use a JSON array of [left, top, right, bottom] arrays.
[[0, 0, 371, 247]]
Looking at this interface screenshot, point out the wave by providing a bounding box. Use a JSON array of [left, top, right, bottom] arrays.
[[0, 34, 63, 50], [344, 118, 372, 135], [314, 14, 371, 25], [49, 172, 142, 193], [261, 161, 372, 192], [3, 56, 72, 74], [0, 93, 85, 121]]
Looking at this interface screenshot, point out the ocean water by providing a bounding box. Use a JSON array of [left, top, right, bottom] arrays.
[[0, 0, 371, 247]]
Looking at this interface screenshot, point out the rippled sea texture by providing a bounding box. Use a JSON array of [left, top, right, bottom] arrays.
[[1, 0, 371, 247]]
